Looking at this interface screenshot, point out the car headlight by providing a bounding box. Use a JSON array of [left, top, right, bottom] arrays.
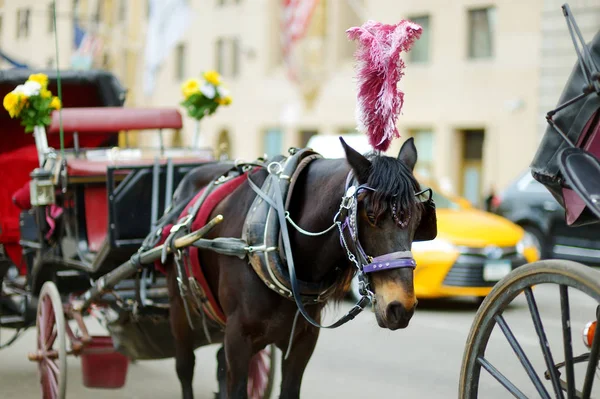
[[516, 232, 537, 255], [412, 238, 456, 252]]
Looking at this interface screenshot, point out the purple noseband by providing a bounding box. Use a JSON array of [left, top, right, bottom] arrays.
[[362, 251, 417, 273]]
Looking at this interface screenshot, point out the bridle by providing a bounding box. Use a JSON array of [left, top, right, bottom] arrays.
[[333, 172, 424, 302], [270, 164, 429, 330]]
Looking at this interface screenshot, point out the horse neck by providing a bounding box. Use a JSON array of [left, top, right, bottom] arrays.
[[287, 158, 351, 283]]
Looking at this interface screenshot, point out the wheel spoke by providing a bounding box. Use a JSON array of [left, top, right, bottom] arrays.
[[46, 358, 60, 378], [525, 287, 565, 398], [478, 357, 528, 399], [43, 299, 55, 347], [47, 363, 58, 397], [495, 314, 551, 398], [38, 313, 46, 349], [581, 308, 600, 398], [560, 285, 576, 398], [46, 329, 57, 350]]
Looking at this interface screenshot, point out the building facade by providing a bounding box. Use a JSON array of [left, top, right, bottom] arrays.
[[1, 0, 598, 206]]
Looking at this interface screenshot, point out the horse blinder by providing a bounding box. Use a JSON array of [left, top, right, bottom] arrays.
[[413, 188, 437, 242]]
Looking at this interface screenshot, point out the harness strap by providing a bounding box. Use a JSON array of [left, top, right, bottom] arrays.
[[270, 167, 370, 329]]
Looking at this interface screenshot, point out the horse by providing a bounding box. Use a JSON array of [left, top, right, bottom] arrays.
[[164, 137, 436, 398]]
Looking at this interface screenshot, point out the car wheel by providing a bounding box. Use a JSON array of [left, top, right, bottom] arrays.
[[521, 225, 546, 258]]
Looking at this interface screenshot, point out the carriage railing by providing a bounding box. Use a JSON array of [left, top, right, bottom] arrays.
[[33, 107, 213, 170]]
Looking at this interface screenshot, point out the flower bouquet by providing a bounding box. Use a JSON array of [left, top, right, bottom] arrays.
[[2, 73, 61, 133], [3, 73, 62, 165], [180, 70, 232, 122]]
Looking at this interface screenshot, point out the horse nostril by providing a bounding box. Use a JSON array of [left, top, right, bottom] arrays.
[[386, 301, 409, 325]]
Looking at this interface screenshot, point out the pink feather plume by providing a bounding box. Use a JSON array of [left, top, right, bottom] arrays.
[[347, 20, 422, 152]]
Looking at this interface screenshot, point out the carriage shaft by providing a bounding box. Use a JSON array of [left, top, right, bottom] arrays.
[[75, 215, 223, 311]]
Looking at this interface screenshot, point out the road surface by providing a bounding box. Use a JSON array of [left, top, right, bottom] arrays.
[[0, 284, 598, 398]]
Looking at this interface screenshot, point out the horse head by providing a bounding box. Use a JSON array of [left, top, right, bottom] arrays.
[[341, 137, 437, 330]]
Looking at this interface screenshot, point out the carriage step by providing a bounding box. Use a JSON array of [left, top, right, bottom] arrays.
[[0, 314, 26, 328]]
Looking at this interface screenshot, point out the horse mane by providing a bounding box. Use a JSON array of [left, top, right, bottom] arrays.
[[365, 153, 422, 223]]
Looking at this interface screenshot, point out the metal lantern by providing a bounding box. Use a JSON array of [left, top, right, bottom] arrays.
[[30, 168, 55, 206]]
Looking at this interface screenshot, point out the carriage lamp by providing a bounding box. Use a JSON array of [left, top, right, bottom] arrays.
[[582, 320, 596, 349], [30, 168, 55, 206]]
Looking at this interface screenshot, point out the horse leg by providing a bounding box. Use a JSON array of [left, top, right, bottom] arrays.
[[215, 345, 227, 399], [168, 270, 196, 399], [224, 318, 253, 398], [278, 324, 320, 399]]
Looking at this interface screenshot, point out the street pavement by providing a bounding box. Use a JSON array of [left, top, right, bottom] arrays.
[[1, 284, 598, 398]]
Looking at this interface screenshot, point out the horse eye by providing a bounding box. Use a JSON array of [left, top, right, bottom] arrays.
[[366, 213, 376, 224]]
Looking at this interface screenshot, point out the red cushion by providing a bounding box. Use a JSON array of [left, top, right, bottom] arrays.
[[0, 146, 39, 272], [12, 182, 31, 210]]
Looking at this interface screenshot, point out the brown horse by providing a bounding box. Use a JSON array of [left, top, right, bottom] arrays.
[[165, 137, 436, 398]]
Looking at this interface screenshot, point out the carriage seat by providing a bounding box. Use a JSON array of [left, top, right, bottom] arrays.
[[29, 107, 214, 275], [46, 107, 209, 179]]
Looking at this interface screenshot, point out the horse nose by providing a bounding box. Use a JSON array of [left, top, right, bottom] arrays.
[[385, 301, 415, 330]]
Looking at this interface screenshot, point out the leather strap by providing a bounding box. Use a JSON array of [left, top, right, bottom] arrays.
[[270, 169, 370, 329]]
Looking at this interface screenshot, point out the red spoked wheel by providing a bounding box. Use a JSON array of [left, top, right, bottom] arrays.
[[33, 281, 67, 399], [247, 344, 277, 399]]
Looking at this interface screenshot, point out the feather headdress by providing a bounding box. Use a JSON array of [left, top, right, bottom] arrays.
[[347, 20, 422, 152]]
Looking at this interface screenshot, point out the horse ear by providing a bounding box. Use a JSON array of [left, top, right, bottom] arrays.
[[340, 137, 371, 183], [398, 137, 418, 171]]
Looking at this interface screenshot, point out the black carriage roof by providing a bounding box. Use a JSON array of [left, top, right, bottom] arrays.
[[0, 69, 126, 107], [0, 69, 127, 152]]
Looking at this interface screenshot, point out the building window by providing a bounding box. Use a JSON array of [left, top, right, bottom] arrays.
[[468, 7, 495, 59], [16, 8, 30, 39], [118, 0, 127, 23], [299, 129, 318, 148], [459, 129, 485, 206], [122, 49, 129, 81], [339, 0, 363, 61], [215, 37, 240, 77], [48, 3, 54, 33], [216, 129, 232, 160], [46, 57, 54, 68], [264, 128, 283, 158], [411, 130, 434, 179], [408, 15, 430, 63], [94, 0, 104, 24], [175, 43, 186, 80]]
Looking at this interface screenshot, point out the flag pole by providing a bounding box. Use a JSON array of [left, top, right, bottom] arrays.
[[52, 0, 65, 158]]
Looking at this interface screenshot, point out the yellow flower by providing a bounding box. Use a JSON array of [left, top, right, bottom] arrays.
[[28, 73, 48, 89], [40, 88, 52, 99], [3, 92, 23, 118], [181, 78, 200, 99], [50, 96, 61, 110], [216, 96, 232, 105], [203, 70, 221, 86]]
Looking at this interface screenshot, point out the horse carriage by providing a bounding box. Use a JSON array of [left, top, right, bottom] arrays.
[[0, 70, 278, 398], [460, 5, 600, 398], [0, 17, 441, 399]]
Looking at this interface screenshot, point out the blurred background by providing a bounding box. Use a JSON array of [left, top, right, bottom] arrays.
[[2, 2, 600, 397], [1, 0, 598, 208]]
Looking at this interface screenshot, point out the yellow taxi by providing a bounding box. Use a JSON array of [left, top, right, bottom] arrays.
[[349, 182, 540, 301], [411, 186, 540, 300]]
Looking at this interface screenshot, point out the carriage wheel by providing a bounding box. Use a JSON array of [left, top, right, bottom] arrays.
[[247, 344, 277, 399], [35, 281, 67, 399], [459, 260, 600, 398]]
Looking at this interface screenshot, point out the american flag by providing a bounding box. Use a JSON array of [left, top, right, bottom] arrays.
[[281, 0, 320, 81]]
